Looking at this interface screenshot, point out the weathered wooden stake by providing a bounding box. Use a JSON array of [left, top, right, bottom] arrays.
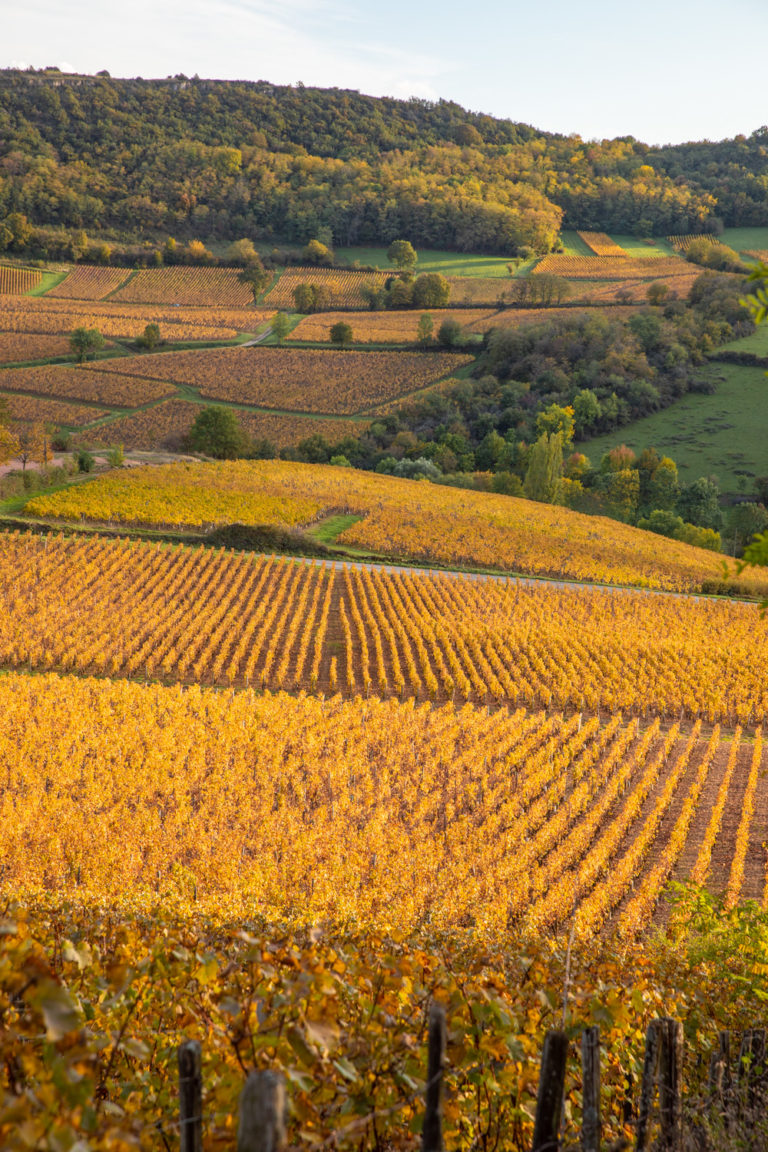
[[658, 1018, 683, 1152], [178, 1039, 203, 1152], [532, 1029, 568, 1152], [422, 1001, 446, 1152], [635, 1020, 661, 1151], [738, 1028, 766, 1113], [237, 1070, 286, 1152], [581, 1026, 601, 1152], [708, 1029, 730, 1114]]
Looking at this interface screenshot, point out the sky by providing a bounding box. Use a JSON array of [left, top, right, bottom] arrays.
[[3, 0, 766, 145]]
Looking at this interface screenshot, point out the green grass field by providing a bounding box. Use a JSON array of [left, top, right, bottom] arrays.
[[720, 228, 768, 255], [556, 231, 593, 256], [582, 362, 768, 494], [609, 235, 675, 257], [334, 247, 514, 278], [718, 326, 768, 358]]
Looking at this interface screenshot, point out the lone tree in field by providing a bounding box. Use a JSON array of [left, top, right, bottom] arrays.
[[138, 322, 161, 350], [412, 273, 450, 309], [329, 321, 353, 346], [70, 327, 105, 363], [238, 255, 271, 301], [271, 312, 291, 343], [186, 406, 250, 460], [417, 313, 434, 345], [387, 239, 417, 272]]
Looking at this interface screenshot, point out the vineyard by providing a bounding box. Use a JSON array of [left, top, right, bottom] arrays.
[[70, 398, 368, 451], [0, 264, 42, 294], [667, 234, 723, 252], [291, 308, 498, 343], [264, 267, 388, 309], [0, 670, 765, 935], [576, 232, 626, 256], [0, 294, 266, 340], [575, 273, 703, 303], [1, 533, 767, 723], [84, 346, 473, 413], [445, 276, 513, 305], [0, 332, 72, 363], [45, 265, 132, 299], [533, 254, 691, 279], [0, 364, 175, 407], [27, 459, 768, 593], [0, 391, 101, 426], [109, 266, 254, 307]]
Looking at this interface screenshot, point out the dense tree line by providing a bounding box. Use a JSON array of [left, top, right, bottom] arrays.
[[648, 128, 768, 229], [0, 69, 748, 254]]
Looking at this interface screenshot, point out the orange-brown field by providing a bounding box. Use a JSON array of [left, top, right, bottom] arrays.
[[0, 332, 73, 363], [0, 294, 268, 340], [264, 266, 388, 309], [109, 266, 254, 307], [0, 390, 102, 426], [0, 364, 175, 407], [0, 265, 42, 294], [83, 346, 473, 413], [45, 266, 132, 300], [74, 398, 368, 450], [534, 254, 692, 279]]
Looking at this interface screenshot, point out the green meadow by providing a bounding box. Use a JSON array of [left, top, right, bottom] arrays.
[[582, 362, 768, 494], [334, 246, 515, 277]]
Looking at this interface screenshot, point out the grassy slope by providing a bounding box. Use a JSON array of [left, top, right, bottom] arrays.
[[582, 361, 768, 492], [719, 326, 768, 358], [334, 247, 514, 277], [721, 227, 768, 254]]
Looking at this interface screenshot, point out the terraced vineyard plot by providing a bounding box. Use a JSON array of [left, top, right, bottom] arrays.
[[577, 231, 626, 256], [0, 295, 264, 340], [264, 267, 388, 309], [0, 391, 101, 426], [110, 266, 253, 307], [668, 234, 724, 253], [0, 332, 72, 363], [46, 266, 132, 299], [575, 272, 702, 303], [0, 364, 175, 407], [291, 308, 498, 343], [445, 277, 514, 305], [0, 265, 42, 294], [534, 254, 691, 279], [87, 346, 472, 413], [29, 459, 768, 594], [73, 398, 367, 451], [3, 533, 768, 724]]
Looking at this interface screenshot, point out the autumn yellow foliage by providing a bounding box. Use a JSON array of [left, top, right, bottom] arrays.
[[1, 533, 767, 723], [27, 459, 768, 594]]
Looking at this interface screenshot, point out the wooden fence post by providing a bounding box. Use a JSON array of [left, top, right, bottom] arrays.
[[738, 1027, 766, 1113], [178, 1039, 203, 1152], [658, 1018, 683, 1152], [422, 1002, 446, 1152], [709, 1029, 730, 1120], [581, 1026, 601, 1152], [635, 1019, 661, 1151], [237, 1070, 286, 1152], [532, 1029, 568, 1152]]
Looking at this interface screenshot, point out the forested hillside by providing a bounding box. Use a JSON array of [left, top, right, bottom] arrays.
[[2, 69, 761, 251]]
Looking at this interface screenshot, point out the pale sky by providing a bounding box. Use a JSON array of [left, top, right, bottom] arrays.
[[3, 0, 767, 145]]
